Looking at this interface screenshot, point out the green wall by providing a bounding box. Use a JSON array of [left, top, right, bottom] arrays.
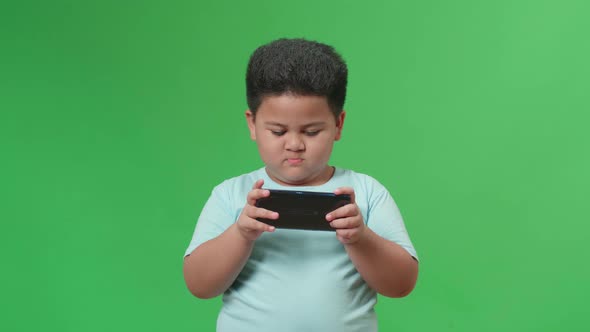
[[2, 1, 589, 331]]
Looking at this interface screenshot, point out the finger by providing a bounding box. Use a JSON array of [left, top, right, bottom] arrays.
[[241, 204, 277, 220], [325, 204, 358, 222], [240, 216, 276, 233], [247, 179, 266, 205], [329, 216, 362, 229], [334, 187, 356, 204], [252, 179, 264, 190], [246, 205, 279, 220], [247, 187, 271, 206]]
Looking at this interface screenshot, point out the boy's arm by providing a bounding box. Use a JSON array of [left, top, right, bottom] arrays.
[[343, 228, 418, 298], [183, 223, 255, 299], [327, 187, 418, 298], [183, 180, 278, 299]]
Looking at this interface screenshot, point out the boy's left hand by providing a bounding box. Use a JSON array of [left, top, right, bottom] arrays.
[[326, 187, 366, 245]]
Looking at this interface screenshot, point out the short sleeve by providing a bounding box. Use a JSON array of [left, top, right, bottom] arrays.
[[184, 184, 236, 257], [366, 181, 418, 261]]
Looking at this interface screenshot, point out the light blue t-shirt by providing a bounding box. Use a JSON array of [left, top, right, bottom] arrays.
[[185, 167, 417, 332]]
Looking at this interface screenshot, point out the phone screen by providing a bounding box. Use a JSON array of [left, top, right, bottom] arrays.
[[255, 189, 351, 231]]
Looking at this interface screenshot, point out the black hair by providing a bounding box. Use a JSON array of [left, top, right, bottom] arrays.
[[246, 38, 348, 117]]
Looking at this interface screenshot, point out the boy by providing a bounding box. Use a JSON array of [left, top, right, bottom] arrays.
[[183, 38, 418, 332]]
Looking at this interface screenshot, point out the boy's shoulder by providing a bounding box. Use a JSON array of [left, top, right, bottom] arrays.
[[336, 168, 390, 193], [337, 168, 377, 182], [212, 167, 265, 192]]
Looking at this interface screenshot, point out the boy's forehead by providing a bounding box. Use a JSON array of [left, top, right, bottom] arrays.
[[257, 94, 332, 120], [263, 120, 326, 128]]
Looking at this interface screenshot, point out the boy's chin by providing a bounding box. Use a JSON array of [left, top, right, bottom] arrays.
[[267, 167, 327, 186], [269, 172, 308, 186]]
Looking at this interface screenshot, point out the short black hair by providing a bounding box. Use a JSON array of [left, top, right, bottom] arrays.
[[246, 38, 348, 117]]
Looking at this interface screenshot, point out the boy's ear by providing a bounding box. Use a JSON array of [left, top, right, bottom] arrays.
[[245, 110, 256, 140], [335, 111, 346, 141]]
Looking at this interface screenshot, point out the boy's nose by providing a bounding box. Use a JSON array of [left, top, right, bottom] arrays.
[[285, 133, 305, 151]]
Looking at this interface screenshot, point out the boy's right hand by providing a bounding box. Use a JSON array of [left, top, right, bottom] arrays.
[[235, 179, 278, 242]]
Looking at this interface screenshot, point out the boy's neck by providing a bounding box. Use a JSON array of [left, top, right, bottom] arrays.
[[265, 165, 335, 187]]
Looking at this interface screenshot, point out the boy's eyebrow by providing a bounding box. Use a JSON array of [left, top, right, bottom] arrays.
[[264, 121, 326, 128]]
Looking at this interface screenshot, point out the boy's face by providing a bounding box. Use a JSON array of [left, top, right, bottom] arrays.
[[246, 94, 345, 186]]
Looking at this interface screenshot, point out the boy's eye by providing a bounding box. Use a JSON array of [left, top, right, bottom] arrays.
[[305, 130, 320, 136], [271, 130, 286, 136]]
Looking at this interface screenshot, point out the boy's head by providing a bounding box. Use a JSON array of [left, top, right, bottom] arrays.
[[245, 39, 349, 187], [246, 38, 348, 119]]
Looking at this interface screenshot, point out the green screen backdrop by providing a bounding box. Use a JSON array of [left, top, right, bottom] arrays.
[[2, 1, 589, 331]]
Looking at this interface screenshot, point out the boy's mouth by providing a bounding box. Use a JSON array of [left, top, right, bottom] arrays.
[[286, 158, 304, 165]]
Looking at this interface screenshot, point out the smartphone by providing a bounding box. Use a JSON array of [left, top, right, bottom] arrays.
[[255, 189, 351, 231]]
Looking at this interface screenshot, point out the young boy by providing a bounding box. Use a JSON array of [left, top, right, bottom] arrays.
[[183, 38, 418, 332]]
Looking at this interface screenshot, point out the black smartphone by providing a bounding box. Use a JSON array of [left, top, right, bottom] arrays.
[[255, 189, 351, 231]]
